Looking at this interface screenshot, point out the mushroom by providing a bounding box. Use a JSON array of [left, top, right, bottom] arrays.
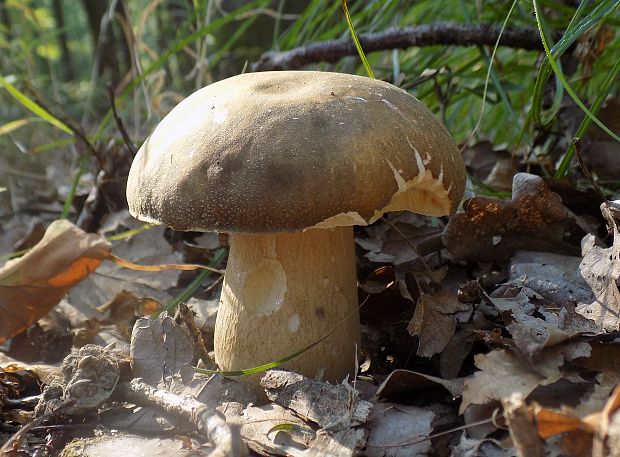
[[126, 71, 466, 390]]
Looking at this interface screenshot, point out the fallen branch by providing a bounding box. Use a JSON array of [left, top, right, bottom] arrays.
[[252, 21, 560, 72], [120, 379, 247, 457]]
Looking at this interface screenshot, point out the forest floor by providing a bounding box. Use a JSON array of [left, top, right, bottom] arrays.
[[1, 94, 620, 457]]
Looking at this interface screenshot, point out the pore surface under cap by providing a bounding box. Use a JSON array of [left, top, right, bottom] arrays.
[[127, 71, 465, 233]]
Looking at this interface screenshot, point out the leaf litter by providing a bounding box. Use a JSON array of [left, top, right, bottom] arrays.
[[4, 163, 620, 455]]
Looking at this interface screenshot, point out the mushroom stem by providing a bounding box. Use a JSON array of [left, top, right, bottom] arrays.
[[214, 226, 360, 390]]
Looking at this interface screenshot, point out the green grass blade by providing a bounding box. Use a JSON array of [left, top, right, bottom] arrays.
[[555, 55, 620, 178], [107, 223, 154, 241], [194, 298, 364, 377], [531, 0, 620, 125], [0, 75, 73, 135], [468, 0, 519, 140], [93, 0, 270, 140], [341, 0, 374, 78], [0, 118, 40, 136], [60, 154, 89, 219], [533, 0, 620, 142], [164, 248, 228, 312]]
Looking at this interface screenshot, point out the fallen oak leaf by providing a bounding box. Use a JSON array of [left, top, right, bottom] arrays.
[[0, 219, 225, 344], [576, 204, 620, 332], [460, 348, 562, 414], [0, 219, 110, 343], [444, 173, 583, 262], [530, 385, 620, 456], [407, 288, 471, 358]]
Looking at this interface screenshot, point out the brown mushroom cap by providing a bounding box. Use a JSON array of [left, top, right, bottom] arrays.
[[127, 71, 465, 233]]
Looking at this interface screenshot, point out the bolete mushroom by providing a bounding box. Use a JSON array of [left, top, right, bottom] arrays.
[[126, 71, 466, 390]]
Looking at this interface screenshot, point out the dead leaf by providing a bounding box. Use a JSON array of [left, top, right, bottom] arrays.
[[462, 141, 512, 187], [355, 212, 444, 265], [365, 402, 434, 456], [440, 327, 475, 379], [503, 393, 545, 457], [450, 434, 508, 457], [576, 208, 620, 331], [444, 173, 583, 262], [407, 289, 471, 358], [68, 212, 183, 312], [261, 369, 372, 428], [460, 349, 561, 414], [61, 435, 205, 457], [0, 219, 110, 343], [509, 251, 596, 308], [130, 316, 194, 387], [530, 385, 620, 457], [375, 369, 464, 400], [575, 26, 615, 81], [222, 402, 313, 457]]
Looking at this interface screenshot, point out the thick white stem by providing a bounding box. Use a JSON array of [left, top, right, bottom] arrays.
[[214, 227, 360, 391]]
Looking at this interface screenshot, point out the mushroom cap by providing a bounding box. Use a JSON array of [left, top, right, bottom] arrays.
[[127, 71, 466, 233]]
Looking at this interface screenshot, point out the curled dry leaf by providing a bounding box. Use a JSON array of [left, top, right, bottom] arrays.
[[530, 385, 620, 457], [130, 316, 194, 387], [576, 205, 620, 331], [221, 401, 313, 457], [444, 173, 583, 262], [509, 251, 596, 308], [0, 219, 110, 343], [365, 402, 434, 457], [407, 288, 471, 358], [374, 369, 464, 400], [460, 349, 561, 414], [261, 369, 372, 429]]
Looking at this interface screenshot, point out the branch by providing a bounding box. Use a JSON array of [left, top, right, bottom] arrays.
[[252, 21, 561, 72], [120, 379, 247, 457]]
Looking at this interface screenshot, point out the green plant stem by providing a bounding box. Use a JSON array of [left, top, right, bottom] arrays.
[[164, 247, 227, 312], [555, 56, 620, 178], [341, 0, 374, 78], [533, 0, 620, 142]]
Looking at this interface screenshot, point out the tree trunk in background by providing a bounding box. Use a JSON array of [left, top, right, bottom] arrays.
[[0, 0, 12, 41], [80, 0, 130, 85], [52, 0, 75, 81], [157, 1, 194, 85]]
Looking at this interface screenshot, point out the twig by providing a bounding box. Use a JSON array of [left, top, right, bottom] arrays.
[[252, 22, 562, 72], [108, 85, 137, 156], [119, 379, 247, 457], [177, 302, 214, 368], [574, 139, 607, 204]]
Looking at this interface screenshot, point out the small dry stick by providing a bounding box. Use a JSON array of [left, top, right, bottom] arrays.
[[251, 22, 562, 72], [120, 379, 246, 457], [177, 302, 214, 368]]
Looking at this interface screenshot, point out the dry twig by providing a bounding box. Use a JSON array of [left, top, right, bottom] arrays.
[[252, 22, 561, 72], [120, 379, 247, 457]]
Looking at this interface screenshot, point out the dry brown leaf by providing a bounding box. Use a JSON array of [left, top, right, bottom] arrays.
[[503, 393, 546, 457], [407, 288, 470, 358], [67, 213, 183, 312], [509, 251, 596, 309], [460, 349, 561, 414], [530, 385, 620, 457], [0, 219, 110, 343], [365, 402, 434, 457], [534, 406, 587, 439], [375, 368, 464, 400], [355, 212, 443, 265], [222, 402, 312, 457], [576, 207, 620, 331], [444, 173, 583, 262]]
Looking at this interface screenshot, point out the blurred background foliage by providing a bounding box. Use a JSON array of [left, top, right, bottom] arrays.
[[0, 0, 619, 219]]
